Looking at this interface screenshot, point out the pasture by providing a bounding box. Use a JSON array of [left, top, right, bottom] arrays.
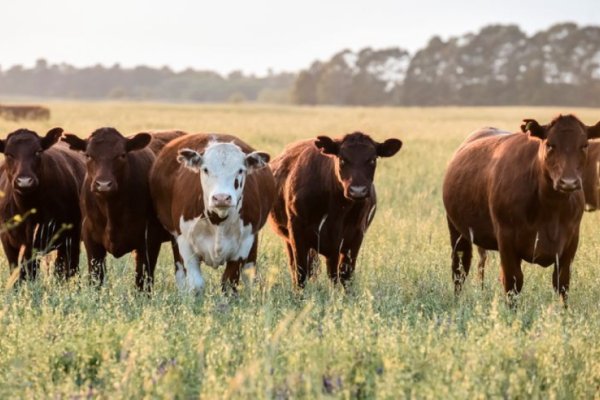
[[1, 102, 600, 398]]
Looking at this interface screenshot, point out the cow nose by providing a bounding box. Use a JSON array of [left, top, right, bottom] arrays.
[[15, 176, 34, 188], [211, 194, 232, 207], [94, 180, 114, 192], [558, 178, 580, 192], [348, 185, 369, 198]]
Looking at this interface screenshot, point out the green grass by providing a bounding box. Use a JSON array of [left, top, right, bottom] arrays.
[[1, 102, 600, 398]]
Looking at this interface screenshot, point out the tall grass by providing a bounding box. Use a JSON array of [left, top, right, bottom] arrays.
[[1, 102, 599, 398]]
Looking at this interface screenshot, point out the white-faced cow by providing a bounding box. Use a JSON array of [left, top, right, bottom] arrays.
[[0, 128, 85, 282], [62, 128, 186, 291], [149, 133, 275, 293], [269, 131, 402, 288]]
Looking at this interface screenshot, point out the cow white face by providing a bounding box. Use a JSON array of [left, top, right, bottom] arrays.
[[177, 142, 270, 218]]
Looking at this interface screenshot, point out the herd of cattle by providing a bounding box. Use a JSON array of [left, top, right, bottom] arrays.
[[0, 113, 599, 305], [0, 104, 50, 121]]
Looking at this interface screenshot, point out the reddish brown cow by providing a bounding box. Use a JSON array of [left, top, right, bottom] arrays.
[[0, 128, 85, 282], [150, 134, 275, 293], [269, 132, 402, 288], [62, 128, 185, 291], [443, 115, 600, 304], [582, 141, 600, 211]]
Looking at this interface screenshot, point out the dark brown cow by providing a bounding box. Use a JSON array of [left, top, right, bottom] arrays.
[[150, 134, 275, 293], [269, 132, 402, 288], [62, 128, 185, 291], [582, 140, 600, 211], [0, 128, 85, 282], [443, 115, 600, 304], [0, 105, 50, 121]]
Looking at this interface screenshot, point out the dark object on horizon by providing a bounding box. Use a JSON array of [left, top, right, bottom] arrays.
[[0, 104, 50, 121]]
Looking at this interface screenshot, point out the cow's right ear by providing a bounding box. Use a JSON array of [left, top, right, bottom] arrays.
[[61, 134, 88, 152], [0, 139, 5, 153], [177, 148, 203, 172], [587, 121, 600, 139], [521, 119, 547, 139], [315, 136, 339, 155]]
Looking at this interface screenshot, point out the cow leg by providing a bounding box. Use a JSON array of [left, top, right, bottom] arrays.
[[498, 237, 523, 308], [553, 238, 577, 306], [325, 253, 340, 283], [176, 235, 204, 294], [222, 260, 242, 293], [20, 245, 39, 281], [55, 233, 81, 280], [170, 238, 183, 273], [1, 235, 21, 282], [447, 216, 472, 295], [288, 219, 311, 288], [84, 237, 106, 287], [477, 247, 487, 290], [134, 243, 160, 292], [337, 234, 364, 288]]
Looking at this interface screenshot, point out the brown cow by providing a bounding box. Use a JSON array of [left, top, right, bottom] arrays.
[[0, 128, 85, 282], [443, 115, 600, 304], [62, 128, 185, 291], [269, 132, 402, 288], [0, 105, 50, 121], [582, 141, 600, 211], [149, 134, 275, 293]]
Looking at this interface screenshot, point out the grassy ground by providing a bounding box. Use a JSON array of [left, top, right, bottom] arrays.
[[1, 102, 600, 399]]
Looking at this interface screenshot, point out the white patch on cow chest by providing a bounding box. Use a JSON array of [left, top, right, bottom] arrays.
[[179, 214, 254, 268]]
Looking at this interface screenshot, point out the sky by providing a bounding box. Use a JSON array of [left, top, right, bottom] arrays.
[[1, 0, 598, 75]]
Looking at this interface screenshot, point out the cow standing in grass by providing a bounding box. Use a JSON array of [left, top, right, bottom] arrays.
[[149, 134, 275, 293], [443, 115, 600, 304], [0, 128, 85, 282], [269, 132, 402, 288], [62, 128, 185, 291]]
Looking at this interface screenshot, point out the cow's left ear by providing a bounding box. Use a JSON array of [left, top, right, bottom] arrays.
[[177, 148, 203, 172], [587, 121, 600, 139], [245, 151, 270, 173], [41, 127, 63, 150], [376, 138, 402, 158], [521, 119, 547, 139], [0, 139, 5, 153], [315, 136, 340, 155], [126, 133, 152, 152]]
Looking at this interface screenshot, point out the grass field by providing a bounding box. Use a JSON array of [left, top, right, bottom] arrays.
[[1, 102, 600, 399]]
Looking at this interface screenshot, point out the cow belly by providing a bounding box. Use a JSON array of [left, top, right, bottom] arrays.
[[179, 216, 254, 267]]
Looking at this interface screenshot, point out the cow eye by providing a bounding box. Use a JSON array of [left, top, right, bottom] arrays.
[[119, 153, 127, 159], [5, 154, 14, 161], [368, 158, 376, 165], [238, 168, 243, 174], [339, 158, 347, 166], [582, 143, 589, 150], [546, 143, 555, 152], [85, 154, 92, 160], [202, 167, 209, 174], [35, 150, 42, 157]]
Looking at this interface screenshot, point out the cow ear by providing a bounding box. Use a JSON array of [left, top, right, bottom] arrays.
[[245, 151, 270, 173], [314, 136, 339, 155], [521, 119, 546, 139], [0, 139, 5, 153], [126, 133, 151, 152], [376, 138, 402, 158], [61, 133, 87, 152], [177, 148, 203, 172], [587, 121, 600, 139], [41, 127, 63, 150]]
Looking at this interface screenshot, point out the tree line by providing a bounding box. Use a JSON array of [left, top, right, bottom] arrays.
[[2, 23, 600, 106]]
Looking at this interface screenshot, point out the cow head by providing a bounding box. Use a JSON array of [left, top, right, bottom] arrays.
[[315, 132, 402, 200], [177, 142, 269, 219], [0, 128, 63, 194], [62, 127, 151, 195], [522, 115, 600, 193]]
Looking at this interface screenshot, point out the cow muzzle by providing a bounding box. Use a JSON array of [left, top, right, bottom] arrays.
[[210, 193, 233, 208], [14, 175, 37, 191], [556, 177, 581, 193], [93, 179, 117, 193], [346, 185, 370, 200]]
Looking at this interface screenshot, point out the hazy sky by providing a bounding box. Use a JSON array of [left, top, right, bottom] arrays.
[[1, 0, 598, 75]]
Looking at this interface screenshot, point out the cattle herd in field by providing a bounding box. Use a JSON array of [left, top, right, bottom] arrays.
[[0, 113, 599, 306]]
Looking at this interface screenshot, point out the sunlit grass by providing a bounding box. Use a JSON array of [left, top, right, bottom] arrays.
[[1, 102, 600, 398]]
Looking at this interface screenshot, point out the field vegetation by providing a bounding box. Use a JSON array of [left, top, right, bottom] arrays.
[[0, 102, 599, 398]]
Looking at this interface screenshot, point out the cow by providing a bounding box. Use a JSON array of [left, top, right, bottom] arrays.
[[0, 105, 50, 121], [443, 114, 600, 305], [269, 132, 402, 288], [149, 133, 275, 294], [62, 128, 186, 291], [0, 128, 85, 282], [582, 141, 600, 211]]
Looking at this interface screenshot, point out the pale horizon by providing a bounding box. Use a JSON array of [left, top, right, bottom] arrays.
[[2, 0, 598, 75]]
